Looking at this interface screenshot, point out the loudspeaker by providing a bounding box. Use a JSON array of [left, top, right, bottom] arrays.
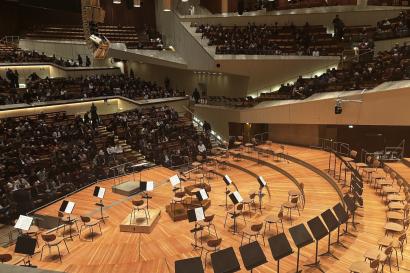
[[335, 105, 342, 114], [238, 0, 244, 15]]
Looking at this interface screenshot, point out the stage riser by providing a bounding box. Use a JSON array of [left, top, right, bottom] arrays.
[[402, 158, 410, 168], [120, 209, 161, 233], [112, 181, 141, 196]]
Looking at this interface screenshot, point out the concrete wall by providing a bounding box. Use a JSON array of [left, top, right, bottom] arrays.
[[127, 61, 249, 97]]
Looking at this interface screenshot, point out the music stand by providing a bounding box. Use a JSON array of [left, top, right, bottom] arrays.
[[239, 241, 267, 273], [14, 215, 33, 232], [140, 181, 154, 218], [320, 209, 343, 257], [344, 194, 359, 230], [175, 256, 204, 273], [187, 207, 205, 249], [333, 202, 355, 238], [222, 175, 233, 209], [196, 188, 209, 207], [93, 186, 108, 223], [170, 174, 182, 191], [256, 176, 267, 212], [306, 216, 328, 272], [228, 191, 243, 234], [15, 235, 37, 268], [268, 233, 294, 273], [211, 247, 241, 273], [289, 223, 314, 273], [59, 200, 76, 239]]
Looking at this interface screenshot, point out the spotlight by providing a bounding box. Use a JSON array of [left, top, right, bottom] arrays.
[[113, 0, 121, 4], [134, 0, 141, 7]]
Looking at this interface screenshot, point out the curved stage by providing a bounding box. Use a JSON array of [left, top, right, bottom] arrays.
[[2, 144, 408, 273]]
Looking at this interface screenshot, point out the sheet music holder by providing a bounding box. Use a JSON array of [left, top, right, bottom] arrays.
[[321, 209, 343, 257], [223, 175, 233, 186], [211, 247, 241, 273], [306, 216, 329, 272], [15, 235, 37, 267], [14, 215, 33, 231], [268, 233, 294, 273], [196, 188, 209, 201], [343, 194, 359, 230], [257, 176, 267, 188], [187, 207, 205, 249], [228, 191, 243, 233], [140, 181, 155, 192], [333, 202, 355, 237], [256, 176, 267, 212], [93, 186, 106, 199], [239, 241, 267, 272], [175, 256, 204, 273], [60, 200, 75, 214], [289, 223, 314, 273], [170, 175, 181, 191]]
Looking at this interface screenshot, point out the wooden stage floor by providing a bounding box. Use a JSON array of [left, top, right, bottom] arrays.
[[2, 144, 409, 273]]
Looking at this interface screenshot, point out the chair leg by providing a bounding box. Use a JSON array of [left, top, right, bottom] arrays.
[[241, 233, 245, 246], [57, 244, 62, 262], [224, 213, 228, 227], [64, 239, 69, 253], [40, 244, 46, 261]]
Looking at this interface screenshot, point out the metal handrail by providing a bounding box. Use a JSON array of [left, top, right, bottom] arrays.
[[0, 36, 20, 45], [253, 132, 269, 143]]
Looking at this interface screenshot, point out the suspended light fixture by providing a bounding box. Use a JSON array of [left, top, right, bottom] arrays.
[[163, 0, 171, 11], [181, 0, 188, 2], [134, 0, 141, 7], [113, 0, 121, 4]]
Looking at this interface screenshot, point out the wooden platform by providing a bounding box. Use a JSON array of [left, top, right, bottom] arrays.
[[112, 180, 141, 196], [120, 209, 161, 233], [2, 147, 409, 273], [165, 199, 211, 222], [402, 157, 410, 168]]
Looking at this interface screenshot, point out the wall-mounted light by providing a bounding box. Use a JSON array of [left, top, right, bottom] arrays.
[[113, 0, 121, 4], [348, 125, 354, 129], [134, 0, 141, 7], [163, 0, 171, 11]]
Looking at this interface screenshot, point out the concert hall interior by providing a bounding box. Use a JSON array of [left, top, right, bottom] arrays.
[[0, 0, 410, 272]]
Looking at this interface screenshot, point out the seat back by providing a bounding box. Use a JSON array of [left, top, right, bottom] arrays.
[[291, 197, 299, 204], [370, 259, 379, 269], [251, 223, 263, 232], [205, 214, 215, 223], [237, 203, 244, 211], [207, 238, 222, 249], [0, 253, 12, 263], [278, 209, 284, 219], [174, 192, 185, 199], [58, 211, 64, 218], [350, 150, 357, 158], [132, 199, 144, 207], [80, 215, 91, 223], [41, 233, 56, 242]]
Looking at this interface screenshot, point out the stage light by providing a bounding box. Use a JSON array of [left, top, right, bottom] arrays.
[[348, 125, 354, 129], [134, 0, 141, 7], [163, 0, 171, 11], [181, 0, 188, 2], [113, 0, 121, 4]]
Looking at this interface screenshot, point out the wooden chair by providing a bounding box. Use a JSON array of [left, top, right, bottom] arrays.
[[200, 238, 222, 269], [224, 203, 246, 228], [40, 233, 69, 262], [288, 183, 305, 208], [242, 192, 257, 215], [349, 258, 379, 273], [263, 208, 284, 236], [57, 211, 79, 237], [241, 222, 264, 246], [378, 232, 406, 270], [79, 216, 102, 241], [364, 245, 392, 273], [131, 199, 149, 224], [171, 191, 186, 216], [0, 254, 12, 263], [282, 196, 300, 225], [197, 214, 218, 238]]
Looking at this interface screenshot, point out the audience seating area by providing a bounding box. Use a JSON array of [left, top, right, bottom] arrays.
[[24, 25, 164, 50], [194, 23, 346, 56], [0, 74, 185, 105]]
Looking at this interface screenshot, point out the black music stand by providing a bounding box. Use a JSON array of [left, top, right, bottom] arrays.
[[221, 175, 233, 209], [93, 186, 109, 223], [306, 216, 328, 272], [228, 191, 243, 234], [268, 233, 294, 273], [59, 200, 77, 240], [187, 207, 205, 249], [343, 195, 359, 231], [140, 181, 154, 218], [175, 256, 204, 273], [239, 241, 267, 273], [211, 247, 241, 273], [256, 176, 267, 212], [333, 202, 355, 238], [196, 188, 209, 208], [15, 235, 37, 268], [320, 209, 342, 258], [289, 223, 314, 273]]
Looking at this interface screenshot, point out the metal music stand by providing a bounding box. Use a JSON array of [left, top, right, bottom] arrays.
[[239, 241, 267, 273], [268, 233, 294, 273], [256, 176, 267, 212], [343, 195, 360, 230], [320, 209, 342, 258], [221, 175, 233, 209], [306, 216, 328, 272], [175, 256, 204, 273], [59, 200, 77, 240], [140, 181, 154, 218], [15, 235, 37, 268], [289, 223, 314, 273], [228, 191, 243, 234], [211, 247, 241, 273], [187, 207, 205, 249], [93, 186, 108, 223], [196, 188, 209, 207], [333, 202, 355, 238]]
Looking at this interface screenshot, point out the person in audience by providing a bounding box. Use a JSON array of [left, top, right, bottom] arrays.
[[197, 141, 207, 156], [192, 88, 200, 103], [333, 15, 345, 40], [85, 56, 91, 67], [78, 55, 83, 67]]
